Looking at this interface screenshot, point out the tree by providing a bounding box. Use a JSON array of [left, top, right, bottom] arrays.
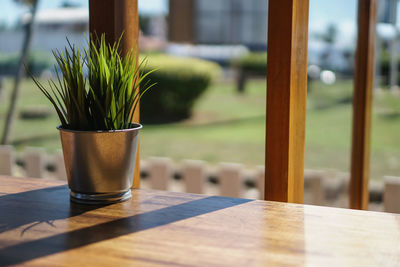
[[320, 24, 338, 45], [1, 0, 39, 144], [314, 24, 338, 70]]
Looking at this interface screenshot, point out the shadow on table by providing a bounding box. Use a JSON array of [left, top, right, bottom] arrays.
[[0, 186, 252, 266], [0, 185, 101, 235]]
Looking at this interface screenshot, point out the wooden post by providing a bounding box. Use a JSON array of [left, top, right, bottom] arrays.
[[0, 145, 14, 176], [168, 0, 195, 43], [265, 0, 309, 203], [89, 0, 141, 188], [218, 163, 242, 198], [24, 147, 45, 178], [384, 176, 400, 213], [148, 157, 172, 191], [257, 166, 265, 200], [182, 160, 206, 194], [54, 152, 67, 180], [304, 170, 324, 205], [350, 0, 377, 210]]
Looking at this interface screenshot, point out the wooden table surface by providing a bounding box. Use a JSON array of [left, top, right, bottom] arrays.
[[0, 176, 400, 266]]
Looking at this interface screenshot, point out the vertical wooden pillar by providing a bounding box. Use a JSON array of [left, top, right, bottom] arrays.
[[350, 0, 377, 210], [89, 0, 141, 188], [265, 0, 309, 203], [168, 0, 195, 43]]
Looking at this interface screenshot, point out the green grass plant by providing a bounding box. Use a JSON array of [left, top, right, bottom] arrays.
[[29, 34, 155, 131], [231, 52, 267, 74], [139, 54, 220, 122]]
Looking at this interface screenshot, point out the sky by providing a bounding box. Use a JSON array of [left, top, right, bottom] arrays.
[[308, 0, 357, 42], [0, 0, 168, 26]]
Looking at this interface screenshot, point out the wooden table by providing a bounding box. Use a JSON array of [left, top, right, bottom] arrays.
[[1, 176, 400, 266]]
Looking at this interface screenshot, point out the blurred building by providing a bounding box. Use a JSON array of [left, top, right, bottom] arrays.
[[169, 0, 268, 49], [22, 7, 88, 32], [0, 6, 88, 53], [0, 6, 168, 57], [378, 0, 397, 24]]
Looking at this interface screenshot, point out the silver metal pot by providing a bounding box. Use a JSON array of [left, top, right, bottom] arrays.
[[58, 124, 142, 205]]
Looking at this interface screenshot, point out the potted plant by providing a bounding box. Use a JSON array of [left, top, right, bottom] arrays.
[[29, 35, 155, 204]]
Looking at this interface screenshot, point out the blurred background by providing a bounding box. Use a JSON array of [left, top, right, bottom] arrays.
[[1, 0, 400, 211]]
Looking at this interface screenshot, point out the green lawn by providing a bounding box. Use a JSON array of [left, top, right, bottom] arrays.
[[1, 77, 400, 180]]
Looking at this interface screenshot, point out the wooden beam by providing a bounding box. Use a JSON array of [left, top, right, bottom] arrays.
[[89, 0, 141, 188], [89, 1, 115, 45], [265, 0, 309, 203], [168, 0, 195, 43], [350, 0, 377, 210]]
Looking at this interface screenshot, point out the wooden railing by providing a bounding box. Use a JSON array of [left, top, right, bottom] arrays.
[[86, 0, 377, 209], [1, 145, 400, 213], [0, 145, 323, 202], [265, 0, 377, 209]]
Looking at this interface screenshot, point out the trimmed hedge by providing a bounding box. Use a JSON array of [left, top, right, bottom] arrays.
[[140, 54, 221, 123], [232, 52, 267, 75], [379, 51, 400, 86]]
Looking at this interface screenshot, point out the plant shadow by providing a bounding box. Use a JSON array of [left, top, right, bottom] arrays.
[[0, 185, 102, 235], [0, 186, 252, 266]]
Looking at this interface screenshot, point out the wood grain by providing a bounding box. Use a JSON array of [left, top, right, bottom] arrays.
[[89, 0, 141, 188], [350, 0, 377, 210], [265, 0, 309, 203], [1, 176, 399, 266]]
